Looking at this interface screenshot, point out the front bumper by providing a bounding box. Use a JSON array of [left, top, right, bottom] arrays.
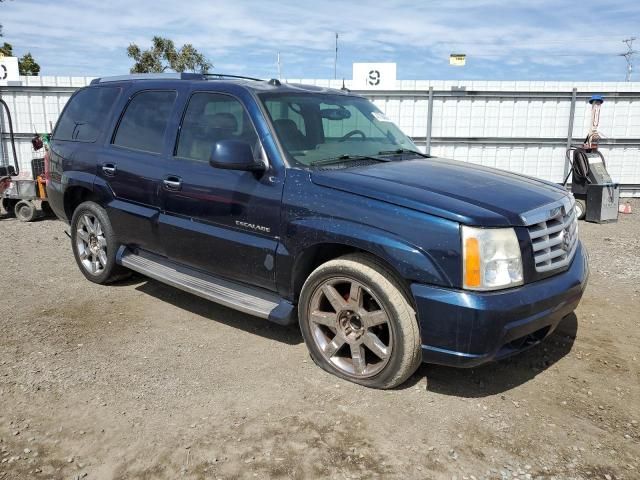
[[411, 241, 589, 367]]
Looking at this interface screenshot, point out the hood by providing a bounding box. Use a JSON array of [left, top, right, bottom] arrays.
[[310, 158, 570, 226]]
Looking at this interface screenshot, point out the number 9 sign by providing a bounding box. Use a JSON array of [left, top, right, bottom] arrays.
[[0, 56, 20, 84]]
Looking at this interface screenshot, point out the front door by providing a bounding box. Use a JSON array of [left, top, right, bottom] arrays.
[[158, 91, 283, 291]]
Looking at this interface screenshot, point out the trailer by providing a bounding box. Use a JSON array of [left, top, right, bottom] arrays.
[[0, 98, 53, 221], [2, 158, 52, 221]]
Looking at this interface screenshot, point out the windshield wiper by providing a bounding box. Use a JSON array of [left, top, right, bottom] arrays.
[[309, 154, 390, 167], [377, 148, 430, 158]]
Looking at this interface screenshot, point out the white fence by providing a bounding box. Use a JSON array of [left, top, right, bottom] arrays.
[[1, 77, 93, 177], [1, 76, 639, 194]]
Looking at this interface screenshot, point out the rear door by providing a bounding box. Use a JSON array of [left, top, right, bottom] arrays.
[[158, 90, 284, 290], [47, 85, 122, 220], [98, 88, 182, 255]]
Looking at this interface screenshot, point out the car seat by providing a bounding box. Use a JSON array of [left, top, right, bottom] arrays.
[[273, 119, 307, 151]]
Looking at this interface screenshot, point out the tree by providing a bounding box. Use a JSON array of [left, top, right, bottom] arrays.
[[0, 42, 40, 75], [0, 42, 11, 56], [18, 52, 39, 75], [127, 36, 212, 74], [0, 0, 8, 38]]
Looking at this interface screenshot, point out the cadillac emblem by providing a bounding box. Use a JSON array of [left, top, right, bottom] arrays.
[[562, 229, 572, 252]]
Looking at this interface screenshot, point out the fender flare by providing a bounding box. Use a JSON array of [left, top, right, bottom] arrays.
[[278, 217, 454, 299], [61, 172, 115, 220]]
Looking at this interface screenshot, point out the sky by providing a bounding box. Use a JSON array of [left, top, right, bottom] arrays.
[[1, 0, 639, 81]]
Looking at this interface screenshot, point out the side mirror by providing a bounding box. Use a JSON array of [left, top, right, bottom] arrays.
[[209, 139, 265, 172]]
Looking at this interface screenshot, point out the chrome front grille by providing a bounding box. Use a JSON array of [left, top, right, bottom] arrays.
[[526, 200, 579, 273]]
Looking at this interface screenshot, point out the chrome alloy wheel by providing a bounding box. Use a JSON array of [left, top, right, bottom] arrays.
[[75, 213, 108, 275], [308, 277, 393, 378]]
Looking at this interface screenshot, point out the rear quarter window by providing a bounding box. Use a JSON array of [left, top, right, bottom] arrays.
[[53, 87, 121, 142]]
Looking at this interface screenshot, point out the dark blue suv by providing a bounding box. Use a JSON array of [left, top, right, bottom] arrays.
[[47, 73, 588, 389]]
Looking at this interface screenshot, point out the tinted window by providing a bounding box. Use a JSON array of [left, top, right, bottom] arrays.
[[264, 99, 306, 134], [176, 93, 258, 162], [260, 93, 416, 166], [320, 102, 375, 139], [54, 87, 120, 142], [113, 90, 177, 154]]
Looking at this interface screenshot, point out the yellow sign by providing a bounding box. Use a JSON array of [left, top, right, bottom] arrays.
[[449, 54, 466, 66]]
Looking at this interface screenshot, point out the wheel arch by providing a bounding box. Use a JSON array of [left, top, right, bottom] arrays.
[[62, 173, 114, 221], [290, 242, 418, 310], [64, 186, 100, 221], [281, 218, 451, 305], [291, 242, 361, 301]]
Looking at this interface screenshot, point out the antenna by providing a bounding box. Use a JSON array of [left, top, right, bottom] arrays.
[[277, 52, 282, 80], [620, 37, 637, 82], [334, 32, 339, 80]]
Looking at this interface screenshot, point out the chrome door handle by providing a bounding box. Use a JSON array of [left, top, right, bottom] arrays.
[[163, 177, 182, 191], [102, 164, 117, 176]]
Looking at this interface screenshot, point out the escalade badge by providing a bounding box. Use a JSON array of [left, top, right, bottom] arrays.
[[236, 220, 271, 233]]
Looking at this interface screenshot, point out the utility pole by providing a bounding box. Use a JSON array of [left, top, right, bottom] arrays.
[[334, 32, 338, 80], [621, 37, 637, 82]]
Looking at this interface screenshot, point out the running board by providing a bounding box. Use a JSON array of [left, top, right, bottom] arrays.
[[116, 247, 296, 326]]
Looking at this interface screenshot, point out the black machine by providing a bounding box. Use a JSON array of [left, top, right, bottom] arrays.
[[0, 98, 19, 180], [564, 95, 619, 223]]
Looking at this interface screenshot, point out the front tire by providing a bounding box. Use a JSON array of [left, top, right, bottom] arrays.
[[299, 254, 422, 389], [70, 201, 126, 284]]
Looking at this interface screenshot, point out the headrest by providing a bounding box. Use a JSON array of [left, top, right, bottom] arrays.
[[273, 118, 300, 133], [210, 112, 238, 131]]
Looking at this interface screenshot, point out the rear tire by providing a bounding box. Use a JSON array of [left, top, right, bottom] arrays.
[[15, 200, 37, 222], [299, 253, 422, 389], [70, 201, 128, 284]]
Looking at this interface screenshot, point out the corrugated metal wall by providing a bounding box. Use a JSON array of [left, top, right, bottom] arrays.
[[294, 79, 640, 191], [0, 77, 93, 178], [1, 76, 639, 191]]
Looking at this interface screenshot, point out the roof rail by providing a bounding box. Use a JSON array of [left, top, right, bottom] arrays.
[[204, 73, 264, 82], [90, 73, 205, 84], [90, 73, 264, 85]]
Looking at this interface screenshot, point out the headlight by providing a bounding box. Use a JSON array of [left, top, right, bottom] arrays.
[[462, 226, 523, 291]]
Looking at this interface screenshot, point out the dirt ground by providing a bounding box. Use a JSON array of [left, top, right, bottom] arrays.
[[0, 200, 638, 480]]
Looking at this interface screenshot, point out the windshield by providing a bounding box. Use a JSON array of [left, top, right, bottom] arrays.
[[259, 92, 419, 166]]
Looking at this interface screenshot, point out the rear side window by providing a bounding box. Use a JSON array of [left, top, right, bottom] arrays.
[[113, 90, 177, 154], [54, 87, 120, 142]]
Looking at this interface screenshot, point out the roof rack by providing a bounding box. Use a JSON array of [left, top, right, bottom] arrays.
[[204, 73, 263, 82], [90, 73, 265, 85], [90, 73, 205, 84]]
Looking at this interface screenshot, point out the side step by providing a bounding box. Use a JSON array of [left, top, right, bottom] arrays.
[[116, 247, 296, 326]]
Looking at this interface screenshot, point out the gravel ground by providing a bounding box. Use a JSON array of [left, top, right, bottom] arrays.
[[0, 200, 638, 480]]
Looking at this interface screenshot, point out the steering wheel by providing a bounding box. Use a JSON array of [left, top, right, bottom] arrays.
[[338, 129, 366, 142]]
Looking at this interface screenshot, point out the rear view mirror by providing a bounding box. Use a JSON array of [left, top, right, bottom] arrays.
[[210, 140, 265, 172], [319, 107, 351, 121]]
